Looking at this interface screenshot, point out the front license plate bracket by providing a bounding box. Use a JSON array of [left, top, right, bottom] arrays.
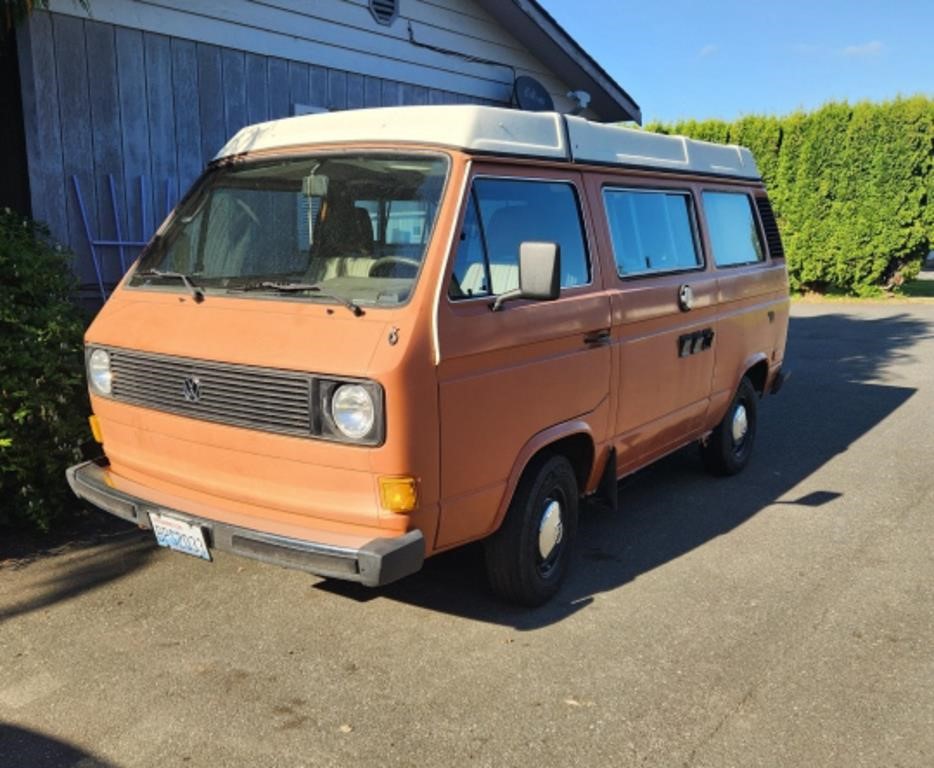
[[149, 511, 212, 562]]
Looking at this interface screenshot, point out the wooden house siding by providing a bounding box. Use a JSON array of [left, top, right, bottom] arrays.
[[20, 1, 579, 294], [44, 0, 578, 110]]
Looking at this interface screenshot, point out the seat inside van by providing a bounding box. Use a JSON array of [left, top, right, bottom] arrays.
[[306, 197, 377, 281], [457, 204, 534, 295], [458, 263, 519, 295]]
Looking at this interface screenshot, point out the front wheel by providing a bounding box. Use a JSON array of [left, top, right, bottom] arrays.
[[701, 376, 759, 476], [484, 455, 579, 607]]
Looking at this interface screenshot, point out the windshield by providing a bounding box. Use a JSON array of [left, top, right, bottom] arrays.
[[130, 153, 449, 307]]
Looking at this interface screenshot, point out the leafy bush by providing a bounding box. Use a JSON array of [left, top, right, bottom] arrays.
[[0, 208, 89, 531], [647, 97, 934, 295]]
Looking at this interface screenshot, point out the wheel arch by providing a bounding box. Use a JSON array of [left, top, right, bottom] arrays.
[[743, 354, 770, 396], [490, 421, 596, 534]]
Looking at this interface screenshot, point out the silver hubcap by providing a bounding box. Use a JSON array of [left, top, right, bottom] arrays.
[[731, 404, 749, 444], [538, 499, 564, 561]]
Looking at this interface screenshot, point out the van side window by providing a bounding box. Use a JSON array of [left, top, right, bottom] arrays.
[[449, 191, 489, 298], [702, 191, 765, 267], [449, 178, 590, 300], [603, 189, 701, 276]]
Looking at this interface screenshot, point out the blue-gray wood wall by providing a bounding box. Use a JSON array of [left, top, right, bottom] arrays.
[[17, 11, 503, 296]]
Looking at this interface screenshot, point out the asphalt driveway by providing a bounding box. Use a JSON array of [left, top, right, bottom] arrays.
[[2, 301, 932, 767]]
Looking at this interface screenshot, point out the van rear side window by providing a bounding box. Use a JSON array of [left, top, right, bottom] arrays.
[[603, 189, 701, 277], [702, 191, 765, 267], [449, 178, 590, 300]]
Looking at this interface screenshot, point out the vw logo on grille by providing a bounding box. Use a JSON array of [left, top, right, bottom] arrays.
[[181, 376, 202, 403]]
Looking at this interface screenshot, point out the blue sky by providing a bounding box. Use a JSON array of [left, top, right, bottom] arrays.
[[539, 0, 934, 123]]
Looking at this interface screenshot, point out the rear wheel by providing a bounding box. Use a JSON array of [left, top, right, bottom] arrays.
[[701, 376, 758, 476], [484, 454, 579, 606]]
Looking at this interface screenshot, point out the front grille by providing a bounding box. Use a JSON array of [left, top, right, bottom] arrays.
[[109, 348, 313, 437]]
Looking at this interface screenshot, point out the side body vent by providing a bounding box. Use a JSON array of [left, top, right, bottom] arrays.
[[369, 0, 399, 25], [755, 196, 785, 260]]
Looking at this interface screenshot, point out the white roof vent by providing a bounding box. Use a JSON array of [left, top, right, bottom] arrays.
[[565, 115, 760, 179], [214, 106, 761, 180], [369, 0, 398, 26], [216, 106, 568, 161]]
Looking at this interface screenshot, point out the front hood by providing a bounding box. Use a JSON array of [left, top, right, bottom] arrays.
[[87, 293, 390, 377]]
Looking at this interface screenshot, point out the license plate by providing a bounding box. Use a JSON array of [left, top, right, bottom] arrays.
[[149, 511, 211, 561]]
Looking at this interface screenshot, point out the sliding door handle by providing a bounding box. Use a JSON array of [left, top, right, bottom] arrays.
[[584, 329, 611, 346], [678, 284, 695, 311]]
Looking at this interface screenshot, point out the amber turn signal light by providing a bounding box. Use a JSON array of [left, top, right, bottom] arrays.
[[88, 415, 103, 444], [378, 476, 418, 514]]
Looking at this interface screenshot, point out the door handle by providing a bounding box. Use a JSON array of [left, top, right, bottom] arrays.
[[584, 329, 611, 346], [678, 284, 695, 312]]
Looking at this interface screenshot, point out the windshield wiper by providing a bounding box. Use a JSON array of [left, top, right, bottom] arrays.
[[233, 282, 363, 316], [136, 269, 205, 303]]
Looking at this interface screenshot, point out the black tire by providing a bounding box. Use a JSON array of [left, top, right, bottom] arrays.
[[701, 376, 758, 476], [484, 454, 579, 607]]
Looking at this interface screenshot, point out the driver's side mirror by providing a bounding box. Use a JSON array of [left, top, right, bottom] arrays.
[[491, 241, 561, 311]]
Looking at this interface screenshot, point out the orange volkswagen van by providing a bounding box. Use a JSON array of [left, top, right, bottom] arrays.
[[68, 106, 788, 605]]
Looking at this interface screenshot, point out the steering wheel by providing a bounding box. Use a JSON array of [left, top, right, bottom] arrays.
[[368, 256, 421, 278]]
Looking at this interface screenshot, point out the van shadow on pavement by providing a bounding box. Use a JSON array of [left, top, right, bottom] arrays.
[[0, 722, 118, 768], [0, 530, 153, 625], [318, 311, 928, 629]]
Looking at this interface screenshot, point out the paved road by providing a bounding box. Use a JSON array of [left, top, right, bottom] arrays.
[[2, 302, 933, 768]]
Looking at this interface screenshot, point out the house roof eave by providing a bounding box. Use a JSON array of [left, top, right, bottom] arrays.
[[475, 0, 642, 124]]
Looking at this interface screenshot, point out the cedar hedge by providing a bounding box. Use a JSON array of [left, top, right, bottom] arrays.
[[0, 208, 89, 532], [647, 97, 934, 295]]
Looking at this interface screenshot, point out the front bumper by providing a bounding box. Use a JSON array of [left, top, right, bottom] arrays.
[[66, 460, 424, 587]]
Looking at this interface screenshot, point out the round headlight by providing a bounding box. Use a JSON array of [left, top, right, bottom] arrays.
[[331, 384, 375, 440], [88, 348, 112, 395]]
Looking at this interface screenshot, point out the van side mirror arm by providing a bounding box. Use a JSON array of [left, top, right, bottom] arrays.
[[491, 288, 522, 312]]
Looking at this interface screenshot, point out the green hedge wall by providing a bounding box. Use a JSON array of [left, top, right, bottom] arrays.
[[0, 209, 89, 532], [647, 97, 933, 295]]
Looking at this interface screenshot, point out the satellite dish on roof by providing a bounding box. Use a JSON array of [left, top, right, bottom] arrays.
[[513, 76, 555, 112]]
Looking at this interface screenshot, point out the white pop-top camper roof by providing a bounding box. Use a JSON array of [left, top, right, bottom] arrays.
[[215, 106, 760, 180]]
